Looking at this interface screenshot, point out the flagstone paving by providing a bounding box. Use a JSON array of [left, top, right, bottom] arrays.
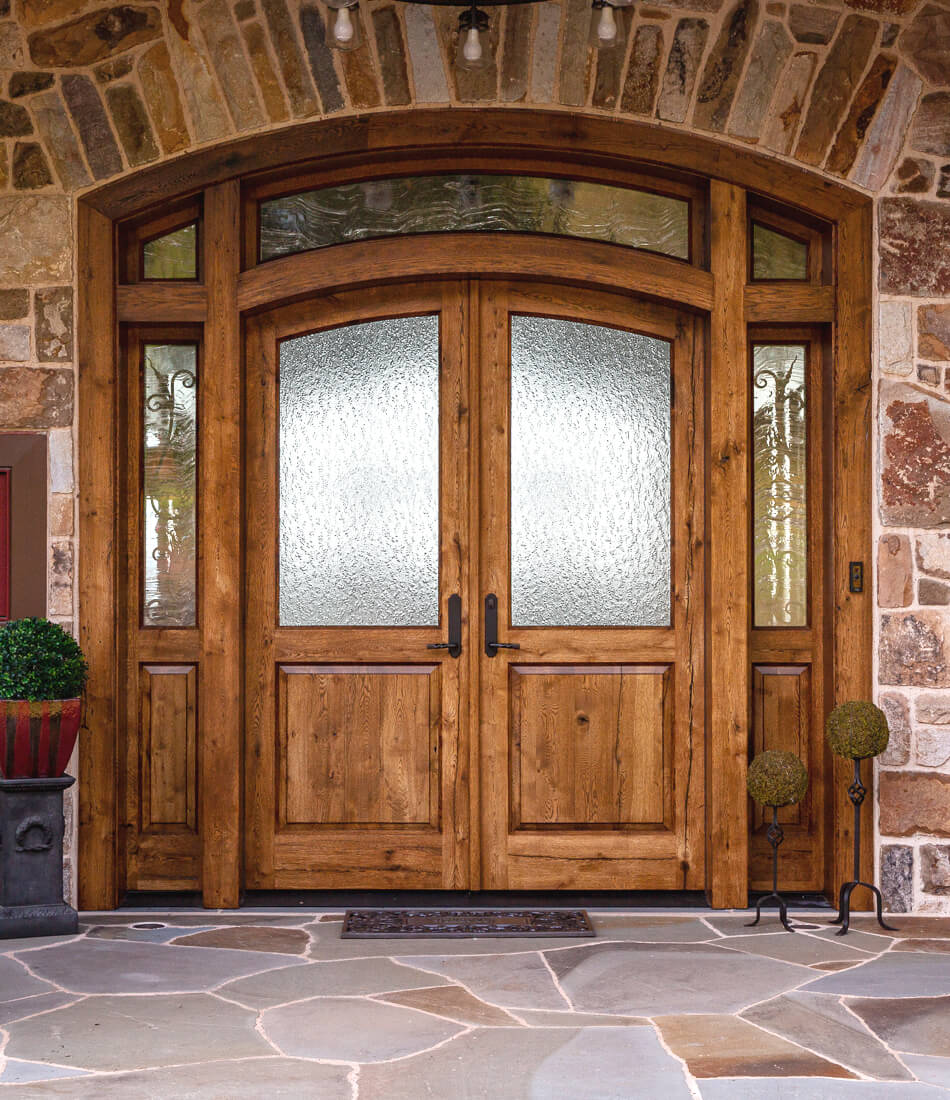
[[0, 909, 947, 1096]]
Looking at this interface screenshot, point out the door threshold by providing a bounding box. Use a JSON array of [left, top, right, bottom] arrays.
[[118, 889, 831, 910]]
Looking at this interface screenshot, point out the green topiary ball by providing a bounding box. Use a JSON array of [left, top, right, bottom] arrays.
[[826, 700, 889, 760], [747, 750, 809, 807], [0, 618, 88, 701]]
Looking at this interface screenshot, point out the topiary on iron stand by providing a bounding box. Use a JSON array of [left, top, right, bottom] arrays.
[[745, 751, 810, 933], [826, 700, 897, 936]]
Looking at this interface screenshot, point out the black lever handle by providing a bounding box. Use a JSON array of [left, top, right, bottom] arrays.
[[427, 594, 462, 658], [485, 593, 520, 658]]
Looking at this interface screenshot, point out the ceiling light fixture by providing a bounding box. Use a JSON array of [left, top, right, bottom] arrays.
[[326, 0, 633, 65]]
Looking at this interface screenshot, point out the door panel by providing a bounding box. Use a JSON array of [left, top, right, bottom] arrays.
[[278, 664, 439, 827], [478, 283, 705, 891], [244, 282, 470, 889], [510, 664, 671, 829], [139, 664, 197, 834]]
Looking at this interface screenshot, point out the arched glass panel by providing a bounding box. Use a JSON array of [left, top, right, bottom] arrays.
[[260, 175, 690, 263]]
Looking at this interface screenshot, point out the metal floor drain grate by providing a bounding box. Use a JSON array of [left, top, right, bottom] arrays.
[[341, 908, 595, 938]]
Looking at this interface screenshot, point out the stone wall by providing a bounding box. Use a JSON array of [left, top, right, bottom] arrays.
[[0, 0, 948, 911]]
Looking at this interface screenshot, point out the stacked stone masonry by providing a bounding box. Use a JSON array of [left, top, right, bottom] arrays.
[[0, 0, 948, 911]]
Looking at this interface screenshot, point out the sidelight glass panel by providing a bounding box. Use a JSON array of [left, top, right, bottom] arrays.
[[753, 344, 808, 627], [143, 343, 197, 627], [143, 223, 198, 279], [510, 316, 671, 627], [752, 223, 808, 280], [279, 315, 439, 627], [260, 175, 690, 262]]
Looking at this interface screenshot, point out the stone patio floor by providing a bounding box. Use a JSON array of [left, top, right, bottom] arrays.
[[1, 910, 949, 1097]]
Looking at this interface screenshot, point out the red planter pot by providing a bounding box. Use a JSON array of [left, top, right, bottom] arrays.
[[0, 699, 81, 779]]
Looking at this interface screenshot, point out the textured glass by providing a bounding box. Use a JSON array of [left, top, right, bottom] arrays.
[[510, 317, 671, 627], [752, 223, 808, 280], [260, 175, 689, 262], [143, 223, 197, 279], [279, 316, 439, 627], [754, 344, 808, 627], [143, 343, 197, 627]]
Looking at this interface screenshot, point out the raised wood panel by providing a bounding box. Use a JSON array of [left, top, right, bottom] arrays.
[[511, 665, 670, 830], [278, 665, 439, 828], [140, 664, 197, 832], [751, 665, 810, 828]]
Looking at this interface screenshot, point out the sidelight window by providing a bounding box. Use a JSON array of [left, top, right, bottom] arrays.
[[752, 343, 808, 628], [142, 343, 198, 627]]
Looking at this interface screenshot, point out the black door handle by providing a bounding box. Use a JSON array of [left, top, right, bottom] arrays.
[[485, 593, 520, 657], [427, 594, 462, 658]]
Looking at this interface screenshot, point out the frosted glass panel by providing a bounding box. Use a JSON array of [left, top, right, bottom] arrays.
[[510, 317, 671, 627], [143, 343, 197, 627], [752, 223, 808, 280], [143, 223, 197, 279], [260, 175, 689, 262], [279, 316, 439, 627], [753, 344, 808, 627]]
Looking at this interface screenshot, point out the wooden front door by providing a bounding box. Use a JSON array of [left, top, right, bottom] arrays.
[[244, 279, 704, 890]]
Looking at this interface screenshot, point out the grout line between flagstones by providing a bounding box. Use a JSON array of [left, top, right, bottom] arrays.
[[538, 949, 575, 1010], [835, 995, 921, 1081], [646, 1016, 704, 1100]]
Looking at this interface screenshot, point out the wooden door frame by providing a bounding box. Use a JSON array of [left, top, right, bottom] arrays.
[[77, 108, 872, 910]]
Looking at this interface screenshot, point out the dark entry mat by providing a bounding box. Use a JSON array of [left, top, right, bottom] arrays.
[[341, 908, 595, 938]]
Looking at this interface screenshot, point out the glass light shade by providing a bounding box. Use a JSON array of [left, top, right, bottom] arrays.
[[590, 2, 624, 48], [329, 3, 362, 50], [456, 9, 492, 71]]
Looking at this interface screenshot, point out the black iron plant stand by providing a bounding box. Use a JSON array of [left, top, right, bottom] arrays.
[[745, 750, 810, 933], [747, 805, 797, 932], [829, 757, 897, 936]]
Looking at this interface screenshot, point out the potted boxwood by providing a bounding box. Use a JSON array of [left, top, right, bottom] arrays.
[[0, 618, 87, 779]]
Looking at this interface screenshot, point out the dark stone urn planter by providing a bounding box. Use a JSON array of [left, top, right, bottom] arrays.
[[0, 774, 78, 938]]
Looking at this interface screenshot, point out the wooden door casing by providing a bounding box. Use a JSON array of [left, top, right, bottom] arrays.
[[478, 283, 706, 890], [244, 282, 472, 889], [79, 114, 874, 911]]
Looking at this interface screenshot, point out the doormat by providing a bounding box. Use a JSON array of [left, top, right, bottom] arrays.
[[341, 908, 595, 938]]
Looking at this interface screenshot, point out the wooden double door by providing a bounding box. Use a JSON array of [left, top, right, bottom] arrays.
[[244, 279, 705, 891]]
